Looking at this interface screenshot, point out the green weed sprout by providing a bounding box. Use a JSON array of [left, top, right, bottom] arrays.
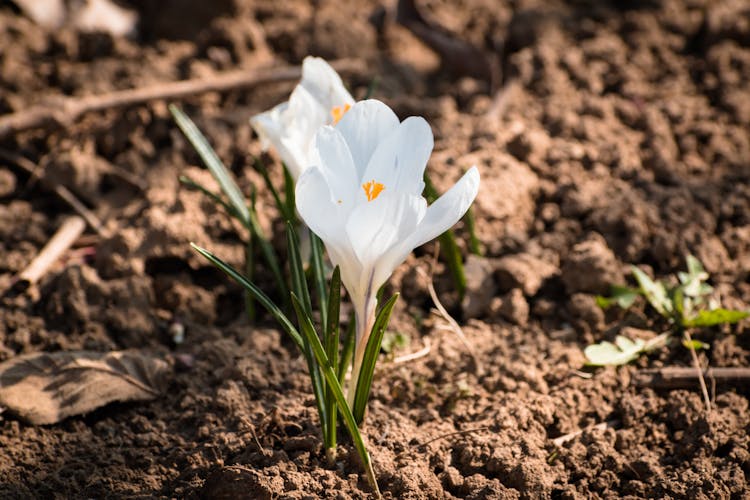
[[585, 255, 749, 366]]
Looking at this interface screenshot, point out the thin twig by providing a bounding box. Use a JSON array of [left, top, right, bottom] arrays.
[[17, 216, 86, 286], [415, 426, 491, 449], [633, 366, 750, 388], [683, 330, 712, 412], [552, 420, 620, 447], [0, 59, 364, 139], [102, 162, 148, 191], [0, 149, 108, 237], [484, 79, 519, 121], [238, 415, 266, 455], [418, 244, 483, 374], [392, 338, 431, 364]]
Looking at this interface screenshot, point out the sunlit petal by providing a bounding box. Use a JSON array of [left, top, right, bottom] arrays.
[[295, 166, 346, 246], [313, 126, 359, 205], [250, 56, 354, 179], [296, 99, 480, 398], [299, 57, 355, 110], [335, 99, 400, 179], [361, 116, 432, 197]]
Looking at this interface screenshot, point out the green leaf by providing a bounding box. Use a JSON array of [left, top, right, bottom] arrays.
[[282, 163, 296, 223], [338, 313, 356, 382], [323, 267, 342, 451], [686, 254, 706, 280], [170, 105, 250, 227], [631, 266, 672, 318], [681, 338, 710, 350], [584, 335, 646, 366], [246, 208, 289, 309], [191, 244, 302, 349], [423, 173, 467, 298], [596, 285, 640, 309], [584, 331, 671, 366], [285, 225, 329, 450], [464, 205, 483, 256], [353, 293, 399, 425], [290, 294, 380, 496], [252, 156, 294, 222], [310, 232, 328, 329], [673, 285, 687, 320], [683, 308, 750, 328], [179, 175, 238, 219], [286, 223, 312, 317], [678, 255, 711, 298], [284, 224, 327, 441], [438, 231, 467, 299], [325, 267, 342, 373], [244, 221, 256, 322]]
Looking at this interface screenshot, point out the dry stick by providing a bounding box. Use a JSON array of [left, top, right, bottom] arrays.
[[416, 426, 491, 449], [0, 149, 108, 237], [633, 366, 750, 389], [484, 79, 519, 121], [103, 162, 148, 191], [0, 59, 364, 139], [683, 330, 712, 412], [551, 420, 620, 447], [17, 216, 86, 286], [392, 338, 431, 364], [417, 244, 483, 374]]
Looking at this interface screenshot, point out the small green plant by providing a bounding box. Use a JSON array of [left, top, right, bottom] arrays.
[[170, 104, 291, 318], [585, 255, 749, 366], [173, 92, 480, 497]]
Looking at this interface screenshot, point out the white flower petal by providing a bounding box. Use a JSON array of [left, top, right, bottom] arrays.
[[295, 166, 345, 246], [250, 101, 287, 151], [361, 116, 432, 197], [249, 57, 353, 180], [345, 190, 427, 295], [295, 98, 481, 371], [336, 100, 400, 178], [313, 126, 359, 205], [409, 166, 480, 249], [374, 167, 480, 286], [299, 57, 354, 110]]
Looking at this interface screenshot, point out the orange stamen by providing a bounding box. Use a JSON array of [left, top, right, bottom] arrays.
[[331, 103, 351, 125], [362, 180, 385, 202]]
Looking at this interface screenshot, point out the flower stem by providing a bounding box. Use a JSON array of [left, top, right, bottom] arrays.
[[347, 301, 375, 409], [325, 446, 337, 466]]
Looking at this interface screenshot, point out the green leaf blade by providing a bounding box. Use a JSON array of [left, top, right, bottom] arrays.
[[683, 309, 750, 328], [290, 294, 380, 496], [631, 266, 672, 317], [584, 336, 646, 366], [191, 243, 302, 348], [353, 293, 399, 425], [170, 105, 250, 227], [596, 285, 641, 310], [286, 223, 312, 317]]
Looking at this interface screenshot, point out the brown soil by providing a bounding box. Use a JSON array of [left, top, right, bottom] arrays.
[[1, 0, 749, 498]]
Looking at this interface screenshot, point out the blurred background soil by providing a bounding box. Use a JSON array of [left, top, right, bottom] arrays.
[[0, 0, 749, 498]]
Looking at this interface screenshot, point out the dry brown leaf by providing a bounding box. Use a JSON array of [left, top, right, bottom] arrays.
[[0, 350, 170, 425]]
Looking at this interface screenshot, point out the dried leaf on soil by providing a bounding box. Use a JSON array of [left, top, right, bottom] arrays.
[[0, 350, 170, 425]]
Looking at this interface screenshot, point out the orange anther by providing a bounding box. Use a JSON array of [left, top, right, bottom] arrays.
[[362, 180, 385, 202]]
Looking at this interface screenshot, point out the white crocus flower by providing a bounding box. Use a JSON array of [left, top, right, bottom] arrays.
[[250, 56, 355, 180], [295, 99, 480, 403]]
